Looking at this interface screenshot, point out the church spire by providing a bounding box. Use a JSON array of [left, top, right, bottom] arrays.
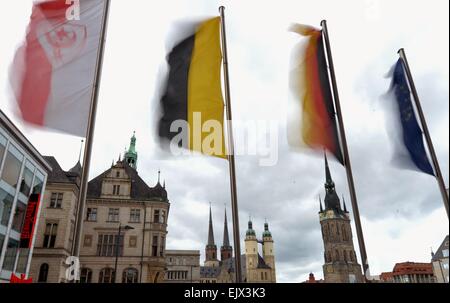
[[221, 207, 232, 261], [324, 151, 334, 189], [222, 208, 230, 247], [319, 195, 324, 212], [207, 205, 215, 246], [323, 152, 342, 212]]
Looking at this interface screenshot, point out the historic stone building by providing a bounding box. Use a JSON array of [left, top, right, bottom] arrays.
[[78, 133, 170, 283], [244, 220, 276, 283], [319, 154, 364, 283], [200, 207, 276, 283], [29, 157, 81, 283], [164, 250, 200, 283], [432, 235, 449, 283]]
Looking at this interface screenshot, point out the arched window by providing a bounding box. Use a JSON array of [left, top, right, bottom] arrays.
[[80, 268, 92, 283], [335, 250, 340, 261], [122, 268, 138, 283], [38, 263, 49, 282], [327, 251, 332, 263], [99, 268, 115, 283]]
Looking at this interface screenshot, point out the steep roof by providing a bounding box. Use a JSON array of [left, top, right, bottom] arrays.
[[200, 255, 247, 280], [87, 160, 168, 201], [257, 254, 271, 269], [43, 156, 72, 183], [432, 235, 449, 262]]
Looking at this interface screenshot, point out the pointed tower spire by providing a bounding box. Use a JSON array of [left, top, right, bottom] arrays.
[[220, 206, 233, 261], [319, 195, 324, 212], [324, 150, 333, 186], [207, 204, 215, 246], [205, 204, 219, 265], [323, 151, 341, 212], [223, 208, 230, 247], [157, 169, 161, 184], [343, 195, 348, 212]]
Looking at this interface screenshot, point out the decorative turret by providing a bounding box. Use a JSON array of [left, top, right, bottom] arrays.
[[262, 222, 272, 238], [125, 132, 138, 170], [220, 209, 233, 262], [246, 219, 256, 237]]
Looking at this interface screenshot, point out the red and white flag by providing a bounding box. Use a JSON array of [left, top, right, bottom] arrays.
[[10, 0, 107, 137]]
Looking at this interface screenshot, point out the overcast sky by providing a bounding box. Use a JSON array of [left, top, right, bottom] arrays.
[[0, 0, 448, 283]]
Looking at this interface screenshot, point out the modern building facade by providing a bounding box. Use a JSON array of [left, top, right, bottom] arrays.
[[164, 250, 200, 283], [200, 207, 276, 283], [78, 134, 170, 283], [0, 110, 51, 282], [432, 235, 449, 283], [319, 154, 364, 283], [29, 156, 81, 283]]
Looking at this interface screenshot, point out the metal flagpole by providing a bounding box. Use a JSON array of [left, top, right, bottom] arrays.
[[320, 20, 370, 279], [398, 48, 449, 219], [219, 6, 243, 283], [71, 0, 111, 261]]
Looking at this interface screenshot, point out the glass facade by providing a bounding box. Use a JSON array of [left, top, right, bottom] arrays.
[[0, 126, 48, 282]]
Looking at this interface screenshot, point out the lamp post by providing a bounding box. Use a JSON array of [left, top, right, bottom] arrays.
[[114, 224, 134, 283]]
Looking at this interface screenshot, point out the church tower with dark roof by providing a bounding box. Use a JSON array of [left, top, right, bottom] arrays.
[[220, 209, 233, 262], [319, 153, 364, 283], [205, 206, 219, 267]]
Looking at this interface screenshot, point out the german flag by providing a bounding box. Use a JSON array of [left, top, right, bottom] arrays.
[[158, 17, 226, 158], [288, 24, 343, 164]]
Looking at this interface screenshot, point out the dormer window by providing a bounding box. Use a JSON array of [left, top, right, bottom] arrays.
[[113, 185, 120, 196]]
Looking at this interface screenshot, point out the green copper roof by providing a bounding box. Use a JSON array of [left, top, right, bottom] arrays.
[[246, 220, 256, 236], [125, 132, 138, 169], [262, 222, 272, 238]]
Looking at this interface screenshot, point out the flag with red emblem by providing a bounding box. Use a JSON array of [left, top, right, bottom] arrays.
[[9, 0, 107, 137]]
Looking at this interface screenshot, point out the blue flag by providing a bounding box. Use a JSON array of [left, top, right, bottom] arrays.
[[389, 58, 434, 176]]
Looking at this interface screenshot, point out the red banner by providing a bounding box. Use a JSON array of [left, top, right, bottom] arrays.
[[20, 194, 41, 248], [10, 273, 33, 283]]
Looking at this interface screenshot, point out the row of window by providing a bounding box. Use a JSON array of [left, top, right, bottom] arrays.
[[86, 207, 166, 224], [37, 264, 139, 283], [42, 223, 166, 258], [93, 234, 165, 257], [166, 271, 190, 280]]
